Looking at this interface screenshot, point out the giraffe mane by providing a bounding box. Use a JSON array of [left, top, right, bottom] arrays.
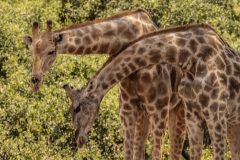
[[91, 23, 218, 79], [54, 8, 152, 33]]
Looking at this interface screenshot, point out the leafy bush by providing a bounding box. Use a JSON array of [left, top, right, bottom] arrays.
[[0, 0, 239, 159]]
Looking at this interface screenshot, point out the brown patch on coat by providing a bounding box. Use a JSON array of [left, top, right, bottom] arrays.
[[199, 93, 210, 107], [141, 72, 151, 83], [161, 109, 168, 118], [211, 88, 219, 99], [92, 44, 98, 51], [215, 56, 225, 70], [103, 30, 115, 37], [134, 57, 146, 67], [229, 77, 239, 99], [158, 82, 168, 95], [178, 49, 191, 65], [121, 91, 129, 101], [85, 47, 92, 53], [74, 38, 81, 45], [150, 54, 161, 63], [196, 36, 205, 43], [83, 36, 92, 44], [122, 29, 135, 40], [98, 42, 110, 53], [210, 102, 218, 112], [116, 72, 123, 80], [233, 62, 240, 77], [147, 87, 157, 103], [198, 45, 214, 61], [137, 47, 146, 54], [68, 45, 76, 53], [156, 97, 169, 110], [176, 38, 187, 47], [76, 46, 84, 53], [109, 40, 121, 55], [165, 46, 177, 63], [188, 39, 198, 53], [123, 104, 132, 110]]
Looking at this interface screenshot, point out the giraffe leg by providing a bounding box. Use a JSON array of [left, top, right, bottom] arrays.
[[133, 109, 150, 160], [205, 116, 226, 160], [120, 97, 138, 160], [168, 102, 186, 160], [149, 106, 168, 160], [227, 124, 240, 160], [184, 102, 204, 160]]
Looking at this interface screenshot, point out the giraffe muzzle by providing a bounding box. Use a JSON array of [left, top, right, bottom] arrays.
[[75, 129, 88, 148], [31, 76, 40, 84], [31, 76, 42, 92]]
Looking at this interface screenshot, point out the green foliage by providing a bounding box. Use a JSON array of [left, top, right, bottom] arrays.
[[0, 0, 239, 159]]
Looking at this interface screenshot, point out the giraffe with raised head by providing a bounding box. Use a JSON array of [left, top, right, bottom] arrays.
[[23, 9, 186, 160], [63, 23, 240, 160]]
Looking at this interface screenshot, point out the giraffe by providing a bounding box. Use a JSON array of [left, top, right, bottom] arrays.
[[62, 23, 240, 160], [23, 9, 186, 160]]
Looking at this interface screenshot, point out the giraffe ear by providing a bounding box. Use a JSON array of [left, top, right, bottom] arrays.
[[53, 34, 63, 44], [63, 84, 76, 102], [23, 35, 32, 45], [22, 35, 32, 50], [46, 20, 52, 32]]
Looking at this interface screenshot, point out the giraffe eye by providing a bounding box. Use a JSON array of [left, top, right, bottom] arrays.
[[74, 105, 81, 113], [48, 51, 56, 55]]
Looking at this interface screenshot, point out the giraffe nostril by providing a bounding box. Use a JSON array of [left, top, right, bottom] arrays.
[[31, 77, 39, 84]]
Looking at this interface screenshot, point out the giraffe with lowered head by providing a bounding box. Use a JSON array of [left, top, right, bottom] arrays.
[[63, 24, 240, 160], [23, 9, 186, 160]]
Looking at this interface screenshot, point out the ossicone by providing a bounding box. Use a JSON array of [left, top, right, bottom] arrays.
[[47, 20, 52, 31]]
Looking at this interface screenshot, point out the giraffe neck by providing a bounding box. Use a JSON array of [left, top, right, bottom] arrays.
[[53, 9, 157, 55], [86, 24, 225, 101]]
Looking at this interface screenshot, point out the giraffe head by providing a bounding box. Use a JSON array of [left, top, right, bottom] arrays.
[[63, 84, 99, 148], [23, 20, 62, 91]]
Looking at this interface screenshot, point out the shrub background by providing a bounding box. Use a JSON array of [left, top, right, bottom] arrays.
[[0, 0, 239, 159]]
